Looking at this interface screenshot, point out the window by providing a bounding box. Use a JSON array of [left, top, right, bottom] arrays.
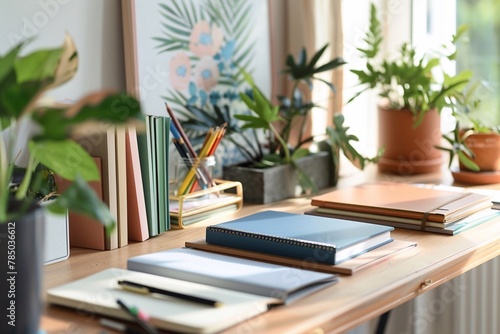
[[413, 0, 500, 127]]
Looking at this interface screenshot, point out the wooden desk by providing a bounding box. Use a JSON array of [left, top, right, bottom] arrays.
[[42, 168, 500, 333]]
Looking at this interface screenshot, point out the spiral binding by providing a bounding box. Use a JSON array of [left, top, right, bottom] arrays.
[[206, 226, 336, 251]]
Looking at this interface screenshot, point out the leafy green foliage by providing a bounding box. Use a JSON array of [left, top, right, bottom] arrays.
[[180, 43, 375, 195], [235, 46, 375, 193], [350, 3, 473, 126], [0, 36, 141, 226], [436, 124, 479, 171], [435, 83, 499, 171], [178, 102, 263, 163], [326, 114, 383, 170]]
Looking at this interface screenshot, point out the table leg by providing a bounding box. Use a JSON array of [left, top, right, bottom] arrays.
[[374, 311, 390, 334]]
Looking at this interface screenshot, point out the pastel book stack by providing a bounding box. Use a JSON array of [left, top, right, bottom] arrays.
[[308, 182, 497, 235], [47, 249, 339, 333], [202, 210, 394, 265]]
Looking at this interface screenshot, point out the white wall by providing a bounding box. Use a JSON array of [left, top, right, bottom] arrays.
[[0, 0, 125, 100]]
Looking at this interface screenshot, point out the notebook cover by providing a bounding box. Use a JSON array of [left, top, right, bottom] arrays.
[[127, 247, 338, 302], [311, 182, 491, 223], [205, 210, 393, 265]]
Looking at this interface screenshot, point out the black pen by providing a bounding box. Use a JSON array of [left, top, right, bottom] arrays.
[[116, 298, 159, 334], [118, 280, 223, 307]]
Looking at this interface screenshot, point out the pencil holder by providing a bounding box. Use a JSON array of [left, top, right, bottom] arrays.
[[173, 156, 216, 196]]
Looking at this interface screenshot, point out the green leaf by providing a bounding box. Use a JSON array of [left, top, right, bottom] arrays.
[[457, 151, 480, 171], [1, 80, 43, 118], [70, 93, 141, 124], [291, 161, 318, 195], [0, 42, 23, 83], [14, 47, 63, 84], [29, 140, 99, 181], [314, 57, 347, 73], [307, 44, 329, 70], [291, 148, 310, 160], [47, 175, 115, 234]]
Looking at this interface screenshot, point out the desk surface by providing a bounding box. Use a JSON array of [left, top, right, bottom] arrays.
[[42, 167, 500, 334]]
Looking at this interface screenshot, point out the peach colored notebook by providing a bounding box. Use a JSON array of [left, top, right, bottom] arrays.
[[116, 126, 128, 247], [126, 126, 149, 241], [55, 157, 105, 250], [311, 182, 491, 223]]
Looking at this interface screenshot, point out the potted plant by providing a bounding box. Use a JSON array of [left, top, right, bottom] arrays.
[[0, 35, 141, 333], [177, 45, 380, 203], [349, 3, 473, 175], [436, 84, 500, 184]]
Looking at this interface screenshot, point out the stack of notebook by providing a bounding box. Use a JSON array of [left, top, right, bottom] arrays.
[[47, 249, 339, 333], [185, 210, 416, 275], [307, 182, 498, 235]]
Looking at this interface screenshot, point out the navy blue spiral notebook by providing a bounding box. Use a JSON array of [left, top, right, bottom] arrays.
[[205, 210, 393, 265]]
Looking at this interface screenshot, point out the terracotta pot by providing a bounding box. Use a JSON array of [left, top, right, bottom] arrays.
[[460, 132, 500, 172], [377, 106, 442, 175]]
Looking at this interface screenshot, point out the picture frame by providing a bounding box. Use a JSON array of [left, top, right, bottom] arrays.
[[121, 0, 273, 168]]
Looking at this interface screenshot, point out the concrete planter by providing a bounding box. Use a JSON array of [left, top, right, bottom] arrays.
[[223, 151, 335, 204]]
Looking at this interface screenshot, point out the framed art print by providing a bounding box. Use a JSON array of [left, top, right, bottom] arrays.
[[122, 0, 272, 167]]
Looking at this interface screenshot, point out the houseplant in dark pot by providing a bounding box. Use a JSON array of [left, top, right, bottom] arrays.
[[0, 35, 141, 333], [436, 85, 500, 184], [350, 3, 473, 175]]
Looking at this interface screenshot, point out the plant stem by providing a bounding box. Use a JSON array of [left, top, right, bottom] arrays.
[[15, 148, 37, 201], [269, 123, 290, 162], [0, 120, 8, 222], [0, 117, 17, 222]]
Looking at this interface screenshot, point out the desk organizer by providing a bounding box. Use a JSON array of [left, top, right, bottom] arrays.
[[169, 179, 243, 228]]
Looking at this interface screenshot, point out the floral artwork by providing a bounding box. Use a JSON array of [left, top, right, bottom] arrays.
[[126, 0, 271, 168], [155, 0, 269, 113]]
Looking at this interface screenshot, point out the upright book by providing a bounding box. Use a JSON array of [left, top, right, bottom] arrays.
[[204, 210, 393, 265], [77, 127, 118, 249], [54, 157, 106, 250], [126, 125, 149, 241], [311, 182, 492, 224]]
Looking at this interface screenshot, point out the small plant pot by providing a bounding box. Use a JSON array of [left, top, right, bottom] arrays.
[[377, 106, 442, 175], [459, 132, 500, 172]]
